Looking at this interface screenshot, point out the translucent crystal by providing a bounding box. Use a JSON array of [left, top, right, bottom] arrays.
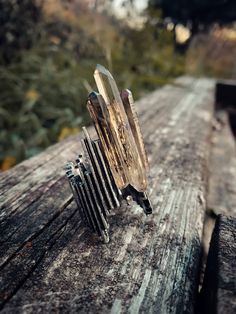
[[120, 89, 149, 172], [88, 64, 148, 192]]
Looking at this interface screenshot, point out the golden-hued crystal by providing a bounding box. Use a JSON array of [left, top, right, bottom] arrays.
[[88, 64, 148, 192]]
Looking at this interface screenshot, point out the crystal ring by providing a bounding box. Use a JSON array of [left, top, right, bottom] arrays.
[[65, 65, 152, 243]]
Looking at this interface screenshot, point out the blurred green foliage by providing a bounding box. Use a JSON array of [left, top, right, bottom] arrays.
[[0, 0, 185, 170], [0, 43, 97, 165], [0, 0, 41, 63]]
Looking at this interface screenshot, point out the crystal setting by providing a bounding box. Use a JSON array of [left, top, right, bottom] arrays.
[[65, 65, 152, 243]]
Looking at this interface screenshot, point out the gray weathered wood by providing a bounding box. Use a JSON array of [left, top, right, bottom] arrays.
[[207, 111, 236, 217], [201, 215, 236, 314], [200, 104, 236, 312], [0, 78, 215, 313]]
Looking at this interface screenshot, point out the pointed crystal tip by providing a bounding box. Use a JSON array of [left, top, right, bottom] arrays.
[[95, 64, 113, 79], [88, 91, 98, 99], [120, 89, 130, 99]]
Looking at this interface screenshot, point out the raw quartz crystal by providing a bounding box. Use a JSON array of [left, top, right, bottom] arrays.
[[65, 65, 152, 243], [89, 64, 148, 191]]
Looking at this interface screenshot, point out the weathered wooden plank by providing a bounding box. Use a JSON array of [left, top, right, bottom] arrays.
[[207, 111, 236, 217], [0, 85, 187, 264], [199, 107, 236, 302], [0, 78, 215, 313], [173, 76, 196, 88], [174, 76, 215, 91], [201, 215, 236, 314]]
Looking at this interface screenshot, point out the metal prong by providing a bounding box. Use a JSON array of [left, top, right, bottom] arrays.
[[93, 140, 120, 208], [82, 127, 112, 214]]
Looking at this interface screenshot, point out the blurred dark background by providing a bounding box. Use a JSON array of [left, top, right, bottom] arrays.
[[0, 0, 236, 170]]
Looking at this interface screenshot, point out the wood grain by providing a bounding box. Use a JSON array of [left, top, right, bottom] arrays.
[[0, 78, 215, 313], [201, 215, 236, 314], [207, 111, 236, 216]]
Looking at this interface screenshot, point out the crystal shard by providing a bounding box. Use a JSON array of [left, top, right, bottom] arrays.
[[93, 64, 147, 192], [120, 89, 149, 171], [87, 91, 127, 189]]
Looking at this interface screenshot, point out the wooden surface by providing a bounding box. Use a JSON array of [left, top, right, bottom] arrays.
[[0, 77, 215, 313], [207, 110, 236, 217], [201, 215, 236, 314]]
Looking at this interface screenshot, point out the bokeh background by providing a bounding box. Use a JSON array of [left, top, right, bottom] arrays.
[[1, 0, 236, 170]]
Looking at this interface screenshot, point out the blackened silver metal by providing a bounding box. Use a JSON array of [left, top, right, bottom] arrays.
[[65, 66, 152, 243]]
